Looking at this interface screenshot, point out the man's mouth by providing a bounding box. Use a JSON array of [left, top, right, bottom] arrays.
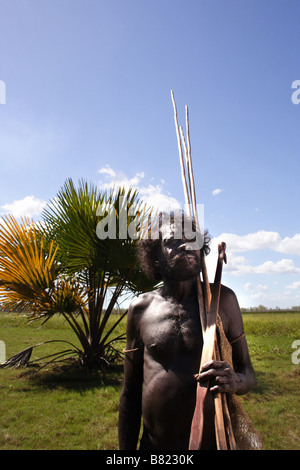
[[173, 252, 199, 265]]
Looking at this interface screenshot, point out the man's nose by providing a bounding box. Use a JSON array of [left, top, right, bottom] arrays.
[[178, 242, 191, 251], [178, 241, 200, 254]]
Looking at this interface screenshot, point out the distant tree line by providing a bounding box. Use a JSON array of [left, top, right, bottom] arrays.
[[241, 305, 300, 313]]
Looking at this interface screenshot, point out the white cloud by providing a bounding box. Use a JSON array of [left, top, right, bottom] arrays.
[[98, 165, 181, 213], [213, 230, 300, 255], [275, 234, 300, 255], [238, 280, 300, 308], [99, 165, 146, 190], [257, 284, 268, 292], [241, 282, 268, 303], [207, 234, 300, 278], [1, 195, 47, 219], [208, 231, 300, 307], [219, 247, 300, 276], [243, 282, 268, 292], [138, 184, 181, 213], [99, 165, 117, 179], [244, 282, 253, 292], [228, 257, 300, 276], [286, 281, 300, 291], [213, 230, 281, 252], [212, 188, 223, 196], [255, 259, 300, 274]]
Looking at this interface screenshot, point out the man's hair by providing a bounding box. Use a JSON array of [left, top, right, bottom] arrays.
[[136, 212, 211, 282]]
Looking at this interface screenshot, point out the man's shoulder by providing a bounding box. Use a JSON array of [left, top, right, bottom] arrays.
[[217, 284, 242, 335], [129, 290, 160, 312], [127, 290, 160, 331], [208, 282, 237, 300], [219, 284, 237, 300]]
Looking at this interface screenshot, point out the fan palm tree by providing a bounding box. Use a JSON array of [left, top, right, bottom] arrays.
[[0, 178, 157, 369]]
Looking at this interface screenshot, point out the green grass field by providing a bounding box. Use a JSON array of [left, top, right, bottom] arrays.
[[0, 311, 299, 450]]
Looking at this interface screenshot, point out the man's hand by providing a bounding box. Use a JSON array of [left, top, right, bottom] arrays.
[[194, 360, 239, 395]]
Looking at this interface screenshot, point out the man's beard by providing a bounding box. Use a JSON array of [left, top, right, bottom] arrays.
[[160, 252, 201, 281]]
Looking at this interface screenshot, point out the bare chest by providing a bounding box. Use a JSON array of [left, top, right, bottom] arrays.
[[140, 296, 202, 363]]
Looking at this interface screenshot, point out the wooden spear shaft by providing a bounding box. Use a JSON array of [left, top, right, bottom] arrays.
[[183, 111, 235, 449], [171, 91, 236, 450]]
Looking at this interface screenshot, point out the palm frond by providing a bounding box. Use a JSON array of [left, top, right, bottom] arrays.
[[0, 215, 60, 309], [0, 215, 89, 319]]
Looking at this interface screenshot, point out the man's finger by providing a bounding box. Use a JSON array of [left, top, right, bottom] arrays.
[[201, 360, 227, 372], [210, 384, 229, 394], [197, 369, 216, 383], [215, 375, 230, 384], [198, 368, 229, 383]]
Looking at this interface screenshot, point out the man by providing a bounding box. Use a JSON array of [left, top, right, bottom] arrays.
[[118, 215, 256, 450]]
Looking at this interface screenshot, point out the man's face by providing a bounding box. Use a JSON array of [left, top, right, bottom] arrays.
[[159, 224, 201, 281]]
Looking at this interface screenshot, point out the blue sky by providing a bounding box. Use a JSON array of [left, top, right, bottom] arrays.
[[0, 0, 300, 308]]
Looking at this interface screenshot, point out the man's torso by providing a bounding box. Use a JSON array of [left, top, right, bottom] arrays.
[[137, 288, 216, 449]]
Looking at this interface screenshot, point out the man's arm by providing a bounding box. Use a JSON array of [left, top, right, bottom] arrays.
[[197, 286, 255, 395], [118, 300, 144, 450]]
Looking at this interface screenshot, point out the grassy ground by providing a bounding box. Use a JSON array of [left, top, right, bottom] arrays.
[[239, 313, 300, 450], [0, 311, 299, 450], [0, 313, 124, 450]]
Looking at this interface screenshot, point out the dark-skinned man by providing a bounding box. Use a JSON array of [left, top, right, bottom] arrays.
[[118, 214, 257, 450]]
